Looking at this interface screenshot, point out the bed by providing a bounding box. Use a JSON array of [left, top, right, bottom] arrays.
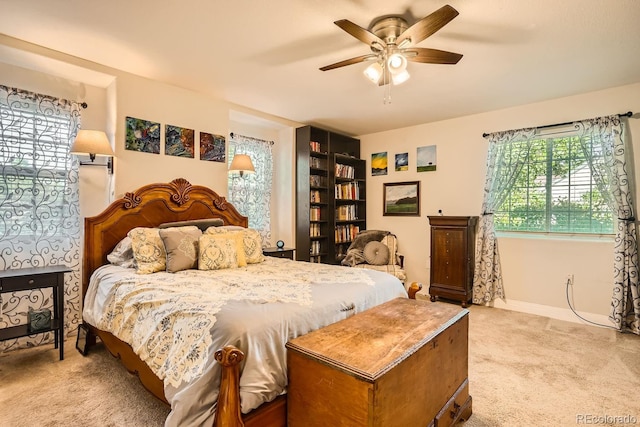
[[80, 178, 421, 427]]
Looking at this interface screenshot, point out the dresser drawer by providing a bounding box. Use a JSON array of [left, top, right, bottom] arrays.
[[1, 273, 58, 292]]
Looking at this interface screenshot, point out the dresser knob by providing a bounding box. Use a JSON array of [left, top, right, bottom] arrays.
[[28, 279, 34, 285]]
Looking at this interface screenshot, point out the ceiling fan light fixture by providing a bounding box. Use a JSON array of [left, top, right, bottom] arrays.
[[363, 62, 383, 84], [391, 69, 410, 85], [387, 53, 407, 75]]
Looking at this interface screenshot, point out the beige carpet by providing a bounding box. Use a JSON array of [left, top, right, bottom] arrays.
[[1, 305, 639, 427]]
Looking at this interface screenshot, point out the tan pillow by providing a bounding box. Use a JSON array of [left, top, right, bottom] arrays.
[[198, 234, 245, 270], [363, 241, 390, 266], [159, 226, 202, 273], [205, 227, 264, 264], [128, 227, 166, 274]]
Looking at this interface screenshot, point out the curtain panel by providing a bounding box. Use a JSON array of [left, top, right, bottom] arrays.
[[575, 116, 639, 334], [473, 128, 536, 304], [227, 134, 273, 246], [0, 85, 82, 352]]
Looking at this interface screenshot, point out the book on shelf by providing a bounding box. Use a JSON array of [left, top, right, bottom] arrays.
[[309, 141, 323, 153], [335, 205, 357, 221], [335, 224, 361, 243], [334, 163, 355, 179], [334, 182, 360, 200]]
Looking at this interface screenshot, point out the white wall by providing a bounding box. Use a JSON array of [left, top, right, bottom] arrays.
[[360, 82, 640, 320]]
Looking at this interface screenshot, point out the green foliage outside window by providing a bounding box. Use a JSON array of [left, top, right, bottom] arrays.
[[494, 135, 614, 234]]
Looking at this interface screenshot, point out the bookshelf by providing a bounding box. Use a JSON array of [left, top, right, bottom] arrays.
[[296, 125, 365, 264]]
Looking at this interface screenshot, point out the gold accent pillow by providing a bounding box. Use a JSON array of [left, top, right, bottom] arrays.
[[128, 227, 166, 274], [198, 233, 247, 270], [205, 227, 264, 264], [159, 226, 202, 273]]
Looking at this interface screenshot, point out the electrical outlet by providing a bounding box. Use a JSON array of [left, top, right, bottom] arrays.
[[566, 274, 574, 286]]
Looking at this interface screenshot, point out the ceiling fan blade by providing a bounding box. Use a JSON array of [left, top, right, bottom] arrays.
[[404, 48, 463, 64], [319, 54, 377, 71], [334, 19, 386, 48], [396, 5, 459, 47]]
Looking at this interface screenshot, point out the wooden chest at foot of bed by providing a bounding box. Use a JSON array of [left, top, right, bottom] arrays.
[[286, 298, 471, 427]]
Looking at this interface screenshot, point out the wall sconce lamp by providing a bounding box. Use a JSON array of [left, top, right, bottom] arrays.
[[228, 154, 255, 177], [70, 130, 115, 174]]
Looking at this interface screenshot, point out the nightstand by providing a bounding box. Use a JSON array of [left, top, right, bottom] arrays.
[[0, 265, 71, 360], [263, 247, 295, 260]]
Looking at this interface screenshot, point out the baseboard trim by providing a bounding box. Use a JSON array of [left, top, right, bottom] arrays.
[[490, 298, 612, 328]]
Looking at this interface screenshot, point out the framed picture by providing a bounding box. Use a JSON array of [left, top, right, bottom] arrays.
[[125, 116, 160, 154], [395, 152, 408, 171], [165, 125, 195, 158], [417, 145, 437, 172], [371, 152, 388, 176], [200, 132, 226, 162], [76, 323, 90, 356], [383, 181, 420, 216]]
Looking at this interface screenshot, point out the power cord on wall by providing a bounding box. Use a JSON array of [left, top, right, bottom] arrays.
[[565, 278, 617, 330]]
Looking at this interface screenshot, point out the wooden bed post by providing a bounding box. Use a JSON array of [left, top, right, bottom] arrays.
[[213, 346, 245, 427], [408, 282, 422, 300]]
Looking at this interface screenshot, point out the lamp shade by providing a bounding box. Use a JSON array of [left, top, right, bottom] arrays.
[[229, 154, 255, 177], [70, 130, 115, 159]]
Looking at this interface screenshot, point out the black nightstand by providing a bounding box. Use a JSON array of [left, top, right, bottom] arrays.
[[263, 247, 295, 260], [0, 265, 71, 360]]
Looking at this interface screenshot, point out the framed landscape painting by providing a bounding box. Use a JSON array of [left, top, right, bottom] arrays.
[[383, 181, 420, 216]]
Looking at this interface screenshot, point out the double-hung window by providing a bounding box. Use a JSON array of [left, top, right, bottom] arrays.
[[494, 132, 614, 234]]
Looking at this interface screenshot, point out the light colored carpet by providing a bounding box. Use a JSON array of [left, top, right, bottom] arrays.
[[0, 305, 638, 427]]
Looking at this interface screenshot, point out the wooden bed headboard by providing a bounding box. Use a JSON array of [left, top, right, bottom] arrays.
[[82, 178, 248, 298]]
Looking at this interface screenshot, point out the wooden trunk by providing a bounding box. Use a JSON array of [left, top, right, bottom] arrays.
[[286, 298, 471, 427]]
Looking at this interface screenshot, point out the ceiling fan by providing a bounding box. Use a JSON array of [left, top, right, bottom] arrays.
[[319, 5, 463, 86]]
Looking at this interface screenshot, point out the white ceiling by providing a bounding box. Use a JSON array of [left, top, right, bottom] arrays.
[[1, 0, 639, 136]]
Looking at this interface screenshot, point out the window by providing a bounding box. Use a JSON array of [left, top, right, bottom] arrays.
[[0, 100, 75, 237], [227, 134, 273, 245], [494, 133, 614, 234]]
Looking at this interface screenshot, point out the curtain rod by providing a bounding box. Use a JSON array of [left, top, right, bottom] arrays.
[[482, 111, 633, 138], [229, 132, 274, 145]]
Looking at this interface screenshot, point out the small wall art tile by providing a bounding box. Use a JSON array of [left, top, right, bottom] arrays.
[[165, 125, 195, 158], [371, 152, 388, 176], [125, 116, 160, 154], [395, 153, 408, 171], [200, 132, 225, 162], [417, 145, 437, 172]]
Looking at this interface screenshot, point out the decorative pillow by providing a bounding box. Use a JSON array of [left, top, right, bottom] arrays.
[[107, 236, 137, 268], [159, 226, 202, 273], [198, 234, 246, 270], [159, 218, 224, 232], [381, 234, 399, 265], [128, 227, 166, 274], [205, 227, 264, 264], [363, 241, 390, 266]]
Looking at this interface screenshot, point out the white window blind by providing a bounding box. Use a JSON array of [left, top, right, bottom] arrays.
[[494, 134, 614, 234]]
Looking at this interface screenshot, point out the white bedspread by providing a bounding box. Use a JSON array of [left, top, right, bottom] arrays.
[[83, 257, 407, 427]]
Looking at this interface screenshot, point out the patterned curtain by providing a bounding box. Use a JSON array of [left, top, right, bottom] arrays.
[[227, 134, 273, 246], [473, 128, 536, 304], [0, 85, 82, 352], [575, 115, 639, 334]]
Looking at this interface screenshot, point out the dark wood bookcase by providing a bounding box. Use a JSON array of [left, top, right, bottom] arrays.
[[296, 125, 365, 264]]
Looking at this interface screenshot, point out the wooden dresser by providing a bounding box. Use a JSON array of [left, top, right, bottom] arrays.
[[286, 298, 471, 427], [427, 216, 478, 307]]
